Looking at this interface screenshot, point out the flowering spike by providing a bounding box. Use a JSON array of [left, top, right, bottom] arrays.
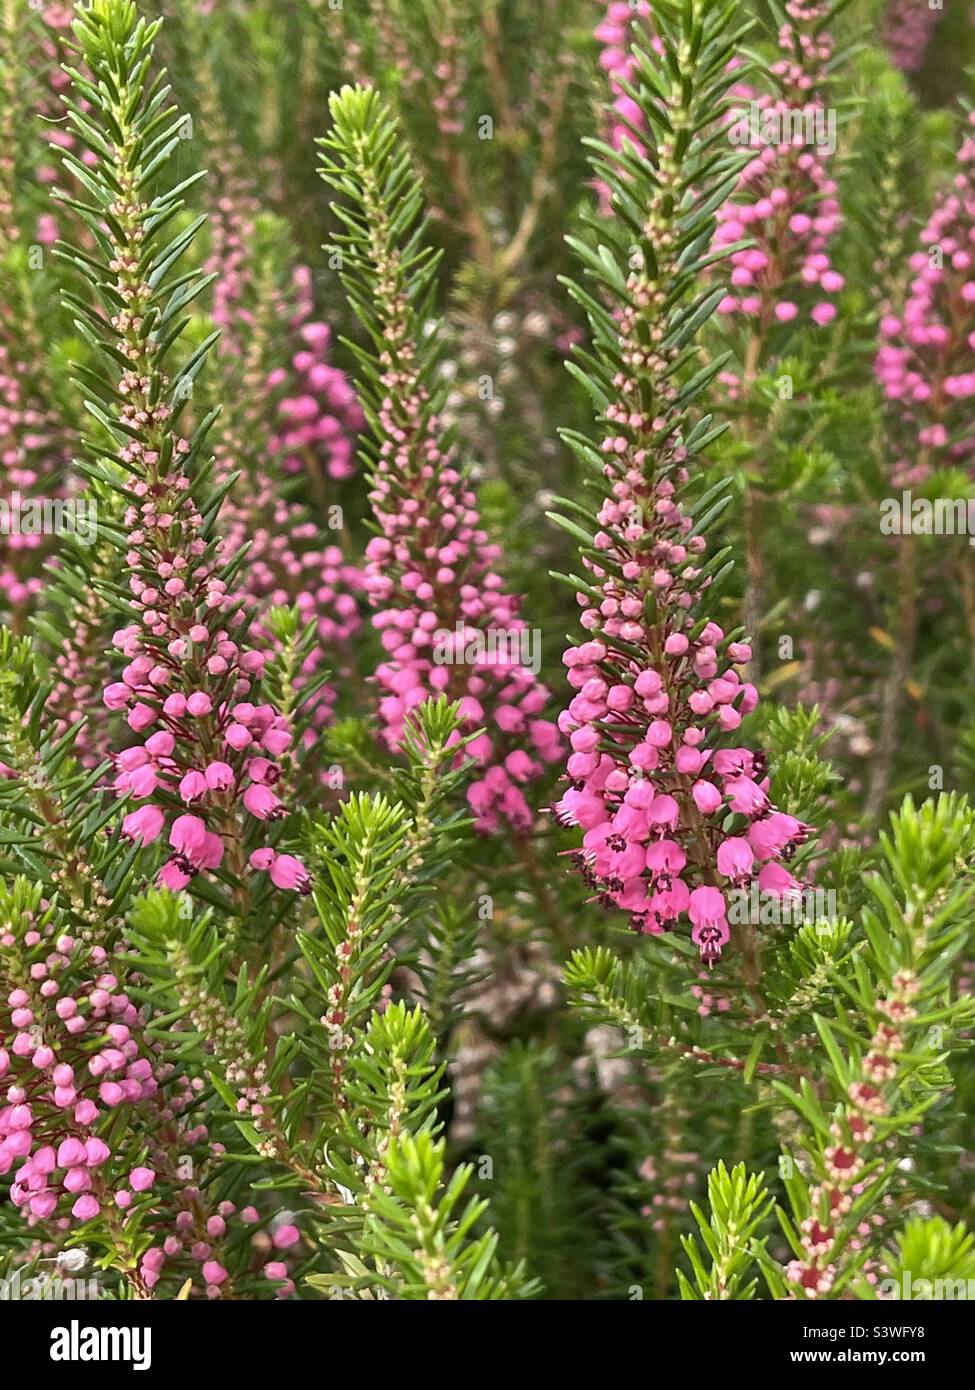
[[54, 0, 307, 898], [317, 86, 561, 832], [553, 0, 808, 965]]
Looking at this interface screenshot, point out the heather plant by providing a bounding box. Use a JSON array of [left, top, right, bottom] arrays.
[[317, 85, 563, 834], [0, 0, 973, 1315]]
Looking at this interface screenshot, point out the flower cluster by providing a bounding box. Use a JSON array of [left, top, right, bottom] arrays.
[[555, 481, 809, 965], [211, 284, 364, 748], [0, 4, 75, 627], [714, 0, 843, 332], [104, 409, 307, 894], [191, 94, 365, 750], [31, 3, 82, 247], [222, 491, 363, 738], [364, 412, 561, 830], [48, 542, 124, 767], [0, 905, 174, 1226], [135, 1203, 301, 1300], [557, 12, 811, 964], [0, 897, 298, 1295], [875, 111, 975, 481], [205, 193, 258, 358], [638, 1144, 702, 1236], [271, 303, 364, 484]]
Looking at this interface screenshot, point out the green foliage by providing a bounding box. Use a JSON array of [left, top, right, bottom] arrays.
[[678, 1161, 774, 1300], [472, 1040, 600, 1298], [310, 1132, 537, 1300], [317, 83, 451, 477], [755, 795, 975, 1297], [550, 0, 752, 580], [47, 0, 222, 643]]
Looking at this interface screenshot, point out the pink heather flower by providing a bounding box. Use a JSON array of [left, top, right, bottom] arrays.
[[179, 770, 208, 803], [121, 804, 165, 845], [688, 886, 727, 928], [688, 887, 730, 967], [57, 1137, 86, 1167], [724, 776, 769, 817], [124, 763, 158, 798], [170, 814, 207, 857], [645, 840, 687, 877], [204, 761, 234, 790], [160, 861, 192, 891], [242, 783, 283, 820], [272, 1223, 300, 1250], [127, 702, 156, 732], [207, 228, 364, 757], [85, 1137, 110, 1166], [247, 849, 310, 895], [261, 726, 292, 756], [129, 1166, 155, 1192], [759, 862, 803, 897], [716, 836, 755, 883], [269, 854, 310, 893], [104, 682, 131, 710], [692, 780, 723, 815], [748, 811, 809, 859], [145, 730, 174, 757]]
